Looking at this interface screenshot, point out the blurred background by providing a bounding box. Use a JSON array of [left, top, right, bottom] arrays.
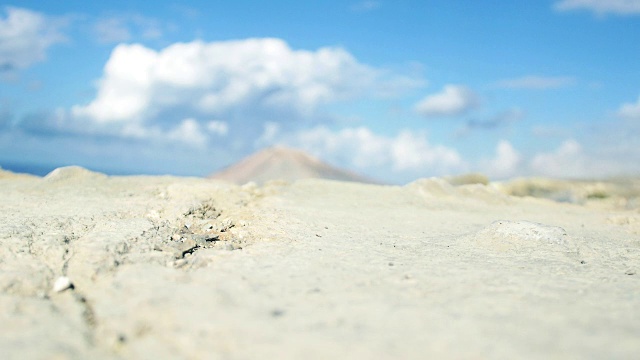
[[1, 0, 639, 184]]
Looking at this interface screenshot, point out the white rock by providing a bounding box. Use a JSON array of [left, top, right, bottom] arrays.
[[53, 276, 73, 293], [473, 220, 576, 257]]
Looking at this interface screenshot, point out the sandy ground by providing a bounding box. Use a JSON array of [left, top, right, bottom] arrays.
[[1, 167, 639, 359]]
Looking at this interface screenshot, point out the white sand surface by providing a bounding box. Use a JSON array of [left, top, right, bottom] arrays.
[[1, 167, 639, 359]]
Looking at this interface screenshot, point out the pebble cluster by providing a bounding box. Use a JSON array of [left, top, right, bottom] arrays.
[[153, 201, 243, 260]]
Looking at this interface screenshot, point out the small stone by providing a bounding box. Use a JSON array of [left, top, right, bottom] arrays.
[[174, 259, 188, 268], [53, 276, 73, 293], [224, 243, 238, 251], [220, 218, 234, 232], [180, 238, 197, 251], [176, 238, 199, 258]]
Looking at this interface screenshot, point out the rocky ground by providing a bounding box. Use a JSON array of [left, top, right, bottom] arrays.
[[1, 167, 639, 359]]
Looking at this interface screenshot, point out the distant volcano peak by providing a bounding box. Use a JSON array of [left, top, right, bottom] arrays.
[[209, 146, 374, 184]]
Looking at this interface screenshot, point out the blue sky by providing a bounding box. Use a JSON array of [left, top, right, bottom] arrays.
[[1, 0, 639, 183]]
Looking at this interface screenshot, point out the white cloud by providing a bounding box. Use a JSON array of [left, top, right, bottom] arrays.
[[72, 43, 157, 123], [483, 140, 522, 179], [256, 122, 281, 146], [120, 118, 208, 147], [206, 120, 228, 136], [167, 118, 207, 147], [93, 18, 131, 43], [495, 75, 575, 89], [554, 0, 640, 15], [0, 7, 65, 72], [64, 38, 427, 149], [617, 95, 640, 119], [415, 85, 479, 117], [272, 126, 465, 178], [390, 131, 463, 171], [530, 139, 587, 177], [93, 14, 163, 44], [71, 38, 384, 125]]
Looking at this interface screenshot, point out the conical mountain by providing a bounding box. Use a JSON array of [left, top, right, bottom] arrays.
[[209, 146, 374, 184]]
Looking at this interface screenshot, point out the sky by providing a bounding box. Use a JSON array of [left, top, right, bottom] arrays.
[[1, 0, 639, 183]]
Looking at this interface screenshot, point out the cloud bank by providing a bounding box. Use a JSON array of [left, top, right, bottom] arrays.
[[66, 37, 420, 148], [618, 95, 640, 119], [530, 139, 587, 177], [414, 85, 479, 117], [265, 125, 466, 181], [72, 38, 383, 124], [481, 140, 522, 179], [0, 7, 65, 72], [93, 14, 163, 44], [4, 37, 419, 152]]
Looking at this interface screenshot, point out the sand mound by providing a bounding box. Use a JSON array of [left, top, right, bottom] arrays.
[[44, 166, 108, 182], [496, 177, 640, 209], [407, 177, 510, 205], [472, 220, 576, 256], [444, 173, 489, 186]]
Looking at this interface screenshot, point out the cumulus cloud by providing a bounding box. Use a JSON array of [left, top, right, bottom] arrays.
[[495, 75, 575, 89], [271, 126, 465, 180], [72, 44, 157, 123], [0, 7, 65, 72], [63, 38, 421, 147], [414, 85, 479, 118], [480, 139, 637, 179], [206, 120, 229, 136], [256, 122, 281, 146], [16, 107, 220, 149], [93, 14, 163, 44], [71, 38, 386, 126], [554, 0, 640, 15], [93, 18, 131, 43], [118, 118, 213, 147], [530, 139, 587, 177], [482, 140, 522, 179], [129, 118, 230, 147], [617, 95, 640, 119], [166, 118, 207, 147]]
